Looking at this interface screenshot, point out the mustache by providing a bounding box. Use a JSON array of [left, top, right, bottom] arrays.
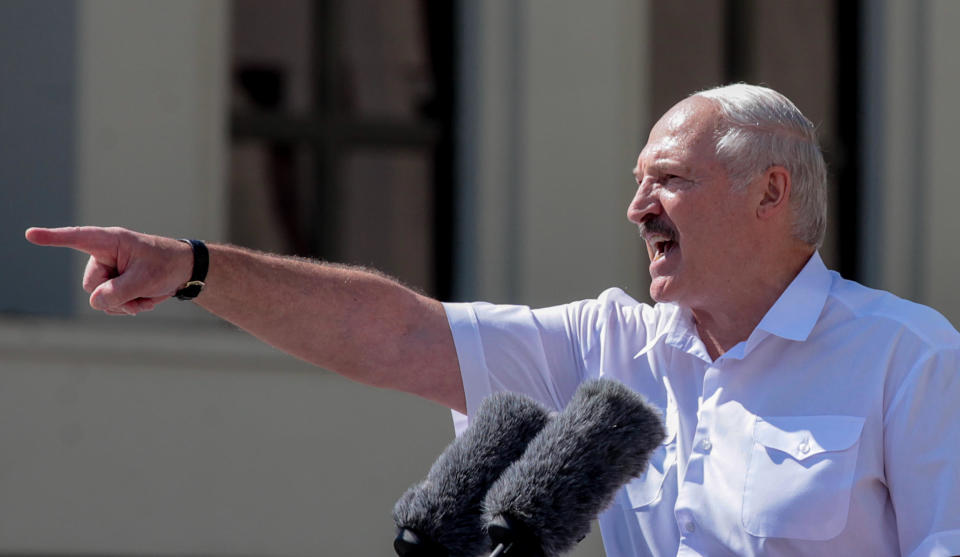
[[638, 217, 676, 241]]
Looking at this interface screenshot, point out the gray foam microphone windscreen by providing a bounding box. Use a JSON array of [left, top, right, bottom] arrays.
[[394, 391, 553, 556], [482, 378, 666, 556]]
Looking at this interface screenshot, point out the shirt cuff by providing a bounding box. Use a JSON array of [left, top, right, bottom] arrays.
[[443, 302, 495, 425]]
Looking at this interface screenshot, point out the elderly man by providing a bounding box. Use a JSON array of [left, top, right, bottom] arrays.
[[27, 84, 960, 556]]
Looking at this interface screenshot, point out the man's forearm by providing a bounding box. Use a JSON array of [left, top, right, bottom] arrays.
[[193, 244, 466, 412], [25, 226, 466, 412]]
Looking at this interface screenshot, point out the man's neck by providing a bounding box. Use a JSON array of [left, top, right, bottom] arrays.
[[690, 248, 814, 361]]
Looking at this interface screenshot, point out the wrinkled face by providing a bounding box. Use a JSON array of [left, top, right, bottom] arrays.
[[628, 97, 759, 307]]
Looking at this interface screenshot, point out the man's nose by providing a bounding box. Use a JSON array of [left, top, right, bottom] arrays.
[[627, 183, 661, 225]]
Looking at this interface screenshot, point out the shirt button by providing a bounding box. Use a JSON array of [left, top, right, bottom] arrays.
[[700, 438, 712, 452], [798, 440, 810, 454]]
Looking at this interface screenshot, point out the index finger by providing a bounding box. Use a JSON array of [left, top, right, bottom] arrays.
[[25, 226, 118, 257]]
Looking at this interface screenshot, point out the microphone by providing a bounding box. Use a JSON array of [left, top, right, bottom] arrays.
[[393, 391, 553, 557], [482, 378, 666, 557]]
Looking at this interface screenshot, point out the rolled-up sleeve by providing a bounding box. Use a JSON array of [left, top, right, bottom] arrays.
[[883, 347, 960, 557], [444, 301, 587, 427]]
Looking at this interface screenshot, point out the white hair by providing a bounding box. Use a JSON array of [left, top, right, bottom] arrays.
[[694, 84, 828, 248]]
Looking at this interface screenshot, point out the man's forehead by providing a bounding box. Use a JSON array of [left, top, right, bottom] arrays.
[[640, 134, 683, 158], [635, 97, 721, 173], [652, 96, 720, 139], [634, 133, 709, 176], [661, 101, 704, 132], [633, 148, 691, 176]]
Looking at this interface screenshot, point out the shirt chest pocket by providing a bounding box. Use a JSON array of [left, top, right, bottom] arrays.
[[742, 415, 865, 541]]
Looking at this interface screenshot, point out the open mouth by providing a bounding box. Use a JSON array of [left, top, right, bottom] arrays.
[[652, 240, 677, 261], [640, 218, 678, 263]]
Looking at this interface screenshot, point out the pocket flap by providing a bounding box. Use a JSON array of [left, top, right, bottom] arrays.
[[754, 415, 864, 461]]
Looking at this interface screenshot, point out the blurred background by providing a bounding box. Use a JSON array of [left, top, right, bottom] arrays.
[[0, 0, 957, 555]]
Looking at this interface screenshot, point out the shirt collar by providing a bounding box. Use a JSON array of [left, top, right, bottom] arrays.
[[634, 303, 713, 363], [634, 252, 832, 363], [726, 251, 831, 360], [752, 251, 831, 343]]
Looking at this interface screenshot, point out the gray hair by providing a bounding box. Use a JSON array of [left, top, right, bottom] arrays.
[[694, 84, 828, 248]]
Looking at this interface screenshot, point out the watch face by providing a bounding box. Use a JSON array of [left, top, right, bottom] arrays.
[[175, 281, 204, 300]]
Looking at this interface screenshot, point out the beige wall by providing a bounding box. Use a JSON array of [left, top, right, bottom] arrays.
[[518, 1, 649, 309], [0, 318, 452, 555], [922, 0, 960, 323], [863, 0, 960, 326], [460, 0, 650, 310], [75, 0, 227, 321]]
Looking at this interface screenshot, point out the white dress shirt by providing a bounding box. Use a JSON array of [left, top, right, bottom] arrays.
[[444, 253, 960, 556]]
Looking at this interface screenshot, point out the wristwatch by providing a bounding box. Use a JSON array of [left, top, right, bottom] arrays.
[[175, 239, 208, 300]]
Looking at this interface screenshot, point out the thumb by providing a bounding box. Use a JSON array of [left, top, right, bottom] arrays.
[[89, 272, 138, 310]]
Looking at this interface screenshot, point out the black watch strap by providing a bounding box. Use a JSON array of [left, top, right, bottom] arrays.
[[175, 239, 208, 300]]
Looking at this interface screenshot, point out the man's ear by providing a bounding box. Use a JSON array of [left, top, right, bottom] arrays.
[[757, 166, 791, 220]]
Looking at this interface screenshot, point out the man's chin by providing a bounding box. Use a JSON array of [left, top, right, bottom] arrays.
[[650, 291, 675, 303], [648, 277, 678, 303]]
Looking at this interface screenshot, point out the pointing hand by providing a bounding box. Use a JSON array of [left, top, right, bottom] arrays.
[[25, 226, 194, 315]]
